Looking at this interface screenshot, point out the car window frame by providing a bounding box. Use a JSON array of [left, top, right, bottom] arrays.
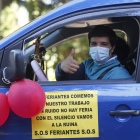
[[23, 9, 140, 85]]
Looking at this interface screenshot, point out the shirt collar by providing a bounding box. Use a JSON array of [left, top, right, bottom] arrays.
[[105, 55, 117, 64]]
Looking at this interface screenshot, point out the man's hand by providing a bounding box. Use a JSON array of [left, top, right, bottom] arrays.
[[61, 49, 80, 74]]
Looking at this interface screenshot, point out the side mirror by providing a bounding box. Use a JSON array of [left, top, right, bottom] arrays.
[[2, 50, 26, 83]]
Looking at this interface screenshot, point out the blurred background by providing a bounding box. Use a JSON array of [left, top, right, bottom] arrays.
[[0, 0, 71, 39], [0, 0, 90, 81]]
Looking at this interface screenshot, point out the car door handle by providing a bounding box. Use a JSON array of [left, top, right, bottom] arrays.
[[109, 110, 140, 116]]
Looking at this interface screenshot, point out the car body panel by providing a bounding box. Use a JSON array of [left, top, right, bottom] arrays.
[[0, 84, 140, 140], [1, 0, 140, 49]]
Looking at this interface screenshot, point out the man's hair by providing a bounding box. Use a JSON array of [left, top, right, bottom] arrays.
[[88, 25, 117, 47]]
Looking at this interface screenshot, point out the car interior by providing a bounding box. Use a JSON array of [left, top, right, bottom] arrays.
[[2, 16, 139, 83]]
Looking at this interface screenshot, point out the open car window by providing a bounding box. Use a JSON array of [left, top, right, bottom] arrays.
[[23, 16, 139, 83]]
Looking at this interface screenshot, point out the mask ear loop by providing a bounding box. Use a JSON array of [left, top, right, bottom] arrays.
[[109, 46, 114, 57], [2, 67, 11, 84]]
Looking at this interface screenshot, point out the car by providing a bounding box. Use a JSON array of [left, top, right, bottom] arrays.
[[0, 0, 140, 140]]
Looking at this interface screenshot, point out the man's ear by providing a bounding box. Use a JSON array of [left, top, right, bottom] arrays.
[[111, 46, 115, 53]]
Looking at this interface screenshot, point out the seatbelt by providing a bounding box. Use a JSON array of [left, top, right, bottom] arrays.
[[97, 64, 120, 79]]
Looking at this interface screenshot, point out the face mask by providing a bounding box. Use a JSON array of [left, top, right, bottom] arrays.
[[89, 46, 111, 64]]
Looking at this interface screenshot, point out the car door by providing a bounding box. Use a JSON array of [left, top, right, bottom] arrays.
[[0, 3, 140, 140], [35, 81, 140, 140]]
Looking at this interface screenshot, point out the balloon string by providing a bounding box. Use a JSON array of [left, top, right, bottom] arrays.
[[6, 91, 8, 96]]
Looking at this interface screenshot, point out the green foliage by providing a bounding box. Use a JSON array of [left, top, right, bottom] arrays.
[[26, 0, 51, 21], [0, 1, 19, 38], [0, 0, 71, 39]]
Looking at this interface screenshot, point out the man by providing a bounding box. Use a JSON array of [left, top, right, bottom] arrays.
[[55, 25, 132, 81]]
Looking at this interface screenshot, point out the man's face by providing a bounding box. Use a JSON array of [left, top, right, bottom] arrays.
[[90, 37, 111, 48], [90, 37, 115, 55]]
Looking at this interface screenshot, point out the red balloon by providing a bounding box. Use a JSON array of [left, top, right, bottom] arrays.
[[0, 93, 10, 126], [8, 80, 46, 118]]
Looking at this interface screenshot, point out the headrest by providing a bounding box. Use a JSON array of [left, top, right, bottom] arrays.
[[122, 48, 137, 65]]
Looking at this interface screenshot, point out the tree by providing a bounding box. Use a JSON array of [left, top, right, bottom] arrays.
[[0, 0, 71, 39]]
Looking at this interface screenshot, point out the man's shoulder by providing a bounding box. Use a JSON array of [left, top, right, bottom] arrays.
[[108, 65, 132, 79]]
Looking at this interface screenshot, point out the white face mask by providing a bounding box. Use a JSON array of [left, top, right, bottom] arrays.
[[89, 46, 111, 64]]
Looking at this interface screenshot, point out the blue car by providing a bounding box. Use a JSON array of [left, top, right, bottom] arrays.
[[0, 0, 140, 140]]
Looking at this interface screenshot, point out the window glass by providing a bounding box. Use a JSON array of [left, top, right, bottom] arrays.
[[24, 31, 53, 50]]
